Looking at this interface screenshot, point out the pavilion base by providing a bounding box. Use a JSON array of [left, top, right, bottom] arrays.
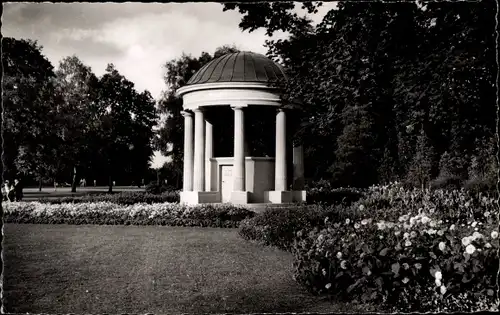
[[180, 191, 219, 205], [264, 191, 293, 204], [292, 190, 307, 203], [231, 191, 250, 204]]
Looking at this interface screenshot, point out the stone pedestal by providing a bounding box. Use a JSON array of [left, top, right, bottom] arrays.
[[180, 191, 219, 204], [231, 191, 250, 204], [264, 190, 293, 203], [292, 190, 307, 203]]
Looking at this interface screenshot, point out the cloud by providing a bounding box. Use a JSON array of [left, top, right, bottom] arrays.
[[2, 2, 337, 99]]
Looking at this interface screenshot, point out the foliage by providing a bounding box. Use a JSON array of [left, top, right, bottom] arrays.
[[92, 64, 157, 192], [239, 205, 329, 251], [3, 201, 254, 228], [2, 37, 157, 190], [2, 38, 58, 182], [145, 182, 177, 195], [53, 56, 101, 191], [154, 45, 239, 188], [238, 183, 499, 312], [222, 1, 497, 188], [305, 180, 365, 205]]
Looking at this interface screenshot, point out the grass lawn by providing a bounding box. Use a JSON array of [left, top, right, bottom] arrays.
[[2, 224, 375, 314]]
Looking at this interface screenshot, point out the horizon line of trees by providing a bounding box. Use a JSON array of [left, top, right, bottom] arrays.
[[2, 37, 158, 192], [218, 0, 498, 192], [3, 0, 498, 194]]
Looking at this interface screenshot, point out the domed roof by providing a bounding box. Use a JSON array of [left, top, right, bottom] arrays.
[[186, 51, 287, 86]]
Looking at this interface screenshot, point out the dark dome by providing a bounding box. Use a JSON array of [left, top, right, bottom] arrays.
[[186, 51, 287, 86]]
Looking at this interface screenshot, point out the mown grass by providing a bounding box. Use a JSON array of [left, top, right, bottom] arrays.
[[2, 224, 378, 313]]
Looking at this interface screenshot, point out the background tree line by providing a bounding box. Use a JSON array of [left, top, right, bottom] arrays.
[[2, 37, 157, 192], [217, 0, 497, 191], [155, 1, 497, 192], [4, 0, 497, 194]]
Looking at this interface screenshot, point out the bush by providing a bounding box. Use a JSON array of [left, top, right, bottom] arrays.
[[239, 205, 331, 250], [290, 183, 499, 312], [145, 182, 177, 195], [464, 176, 497, 196], [3, 201, 254, 227], [306, 180, 365, 206], [38, 191, 180, 205], [239, 182, 499, 312], [429, 175, 463, 191]]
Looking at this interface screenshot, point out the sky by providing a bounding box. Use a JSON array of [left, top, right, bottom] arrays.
[[2, 1, 337, 166]]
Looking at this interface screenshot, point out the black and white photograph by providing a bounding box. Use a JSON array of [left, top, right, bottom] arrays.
[[1, 0, 499, 313]]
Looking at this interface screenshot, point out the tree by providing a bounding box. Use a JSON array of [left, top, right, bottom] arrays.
[[154, 45, 239, 188], [95, 64, 157, 192], [407, 129, 436, 190], [2, 37, 57, 186], [54, 56, 100, 192], [222, 1, 497, 189]]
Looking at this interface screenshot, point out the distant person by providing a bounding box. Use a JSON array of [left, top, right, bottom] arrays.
[[1, 181, 8, 201], [83, 178, 86, 187], [14, 178, 23, 201], [113, 181, 116, 186], [4, 180, 14, 202], [94, 179, 97, 187]]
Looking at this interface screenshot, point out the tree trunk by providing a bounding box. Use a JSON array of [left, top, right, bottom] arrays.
[[38, 177, 42, 192], [108, 175, 113, 193], [71, 166, 78, 193], [156, 169, 160, 185]]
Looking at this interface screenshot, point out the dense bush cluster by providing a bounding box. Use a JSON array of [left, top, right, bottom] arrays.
[[37, 191, 180, 205], [305, 180, 365, 205], [240, 183, 499, 312], [145, 182, 178, 195], [3, 201, 253, 228]]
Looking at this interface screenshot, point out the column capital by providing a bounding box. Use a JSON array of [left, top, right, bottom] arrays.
[[277, 107, 287, 113], [193, 107, 205, 113], [231, 102, 248, 110], [181, 110, 193, 117]]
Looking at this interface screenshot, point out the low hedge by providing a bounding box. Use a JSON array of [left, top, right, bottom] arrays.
[[37, 191, 180, 205], [3, 201, 254, 228], [239, 204, 350, 251], [240, 182, 499, 312]]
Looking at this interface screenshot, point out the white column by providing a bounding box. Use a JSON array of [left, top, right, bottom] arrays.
[[205, 119, 213, 191], [193, 108, 205, 191], [275, 108, 287, 191], [232, 106, 245, 191], [293, 145, 305, 190], [182, 110, 194, 191]]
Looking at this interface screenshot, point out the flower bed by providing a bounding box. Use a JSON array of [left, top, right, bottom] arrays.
[[37, 191, 180, 204], [240, 183, 499, 312], [3, 201, 254, 228]]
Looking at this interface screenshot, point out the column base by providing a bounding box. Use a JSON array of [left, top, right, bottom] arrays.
[[231, 191, 250, 204], [180, 191, 220, 205], [264, 191, 293, 204], [292, 190, 307, 203]]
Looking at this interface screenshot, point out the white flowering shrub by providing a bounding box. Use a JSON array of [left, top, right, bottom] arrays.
[[238, 182, 498, 311], [3, 202, 254, 227], [291, 183, 499, 312]]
